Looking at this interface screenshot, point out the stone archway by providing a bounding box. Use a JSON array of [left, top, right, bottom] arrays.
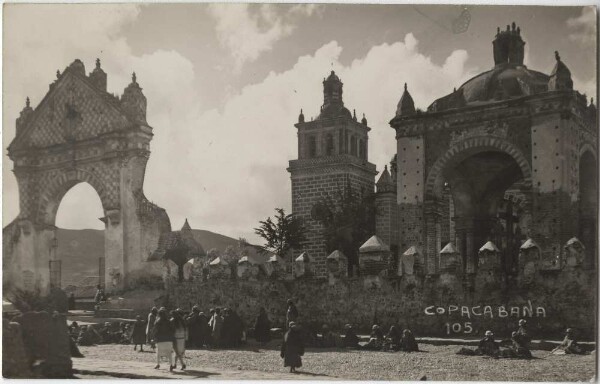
[[424, 137, 532, 274], [3, 59, 171, 294]]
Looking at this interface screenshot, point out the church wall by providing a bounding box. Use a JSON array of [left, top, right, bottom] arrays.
[[166, 269, 596, 340]]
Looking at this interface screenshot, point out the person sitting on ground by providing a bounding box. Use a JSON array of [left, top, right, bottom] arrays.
[[457, 330, 498, 357], [477, 330, 499, 357], [69, 321, 80, 339], [364, 325, 384, 350], [77, 325, 102, 346], [552, 328, 586, 355], [343, 324, 360, 349], [254, 307, 271, 345], [320, 324, 336, 348], [281, 321, 304, 373], [384, 325, 402, 351], [399, 329, 419, 352], [515, 319, 532, 349], [132, 315, 147, 352], [505, 331, 532, 359]]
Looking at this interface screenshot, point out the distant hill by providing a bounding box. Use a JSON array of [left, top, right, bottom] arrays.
[[57, 228, 254, 287]]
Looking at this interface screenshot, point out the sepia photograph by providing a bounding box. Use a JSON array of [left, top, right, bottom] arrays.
[[2, 2, 598, 381]]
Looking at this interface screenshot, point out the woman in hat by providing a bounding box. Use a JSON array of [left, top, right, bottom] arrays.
[[280, 321, 304, 373], [154, 307, 175, 371], [147, 307, 158, 350], [131, 315, 147, 352], [171, 309, 188, 370]]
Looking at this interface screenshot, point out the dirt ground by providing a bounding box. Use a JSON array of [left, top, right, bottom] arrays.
[[78, 343, 596, 381]]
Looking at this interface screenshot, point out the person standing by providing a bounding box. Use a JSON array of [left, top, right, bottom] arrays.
[[209, 307, 224, 348], [280, 321, 304, 373], [286, 300, 298, 330], [185, 306, 201, 348], [131, 315, 147, 352], [254, 307, 271, 345], [171, 309, 188, 370], [147, 307, 158, 350], [94, 285, 104, 309], [154, 308, 175, 371]]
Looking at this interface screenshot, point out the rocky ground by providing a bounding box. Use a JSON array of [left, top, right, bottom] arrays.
[[77, 342, 596, 381]]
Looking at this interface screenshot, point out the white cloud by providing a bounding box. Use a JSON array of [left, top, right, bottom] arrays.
[[207, 4, 321, 71], [566, 6, 596, 46], [4, 5, 474, 245]]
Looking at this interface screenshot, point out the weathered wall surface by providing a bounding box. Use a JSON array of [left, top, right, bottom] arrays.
[[166, 268, 596, 340]]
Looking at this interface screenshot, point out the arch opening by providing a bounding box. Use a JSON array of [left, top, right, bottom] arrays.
[[437, 150, 526, 274], [55, 182, 105, 292]]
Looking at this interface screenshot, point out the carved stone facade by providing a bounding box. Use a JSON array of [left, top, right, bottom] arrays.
[[3, 59, 171, 293], [381, 23, 597, 284], [288, 71, 376, 277]]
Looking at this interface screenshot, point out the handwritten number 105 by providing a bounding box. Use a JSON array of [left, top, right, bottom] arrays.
[[445, 322, 473, 334]]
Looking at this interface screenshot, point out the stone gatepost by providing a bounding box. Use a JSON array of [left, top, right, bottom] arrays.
[[359, 235, 390, 289], [398, 246, 423, 277], [265, 255, 286, 279], [294, 252, 311, 278], [237, 255, 261, 280], [564, 237, 586, 268], [208, 257, 230, 279], [476, 241, 502, 289], [326, 250, 348, 284], [439, 242, 462, 288], [358, 235, 390, 275], [518, 238, 540, 284]]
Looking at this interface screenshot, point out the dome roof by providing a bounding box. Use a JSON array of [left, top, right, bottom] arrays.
[[429, 65, 549, 112], [318, 104, 352, 120]]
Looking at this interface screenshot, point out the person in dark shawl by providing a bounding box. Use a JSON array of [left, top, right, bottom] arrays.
[[343, 324, 360, 349], [132, 315, 147, 352], [399, 329, 419, 352], [197, 311, 210, 348], [154, 307, 175, 371], [147, 307, 158, 350], [209, 307, 224, 348], [384, 325, 402, 351], [286, 300, 299, 330], [230, 309, 244, 347], [281, 321, 304, 373], [552, 328, 586, 355], [364, 324, 384, 350], [477, 330, 499, 356], [221, 308, 234, 347], [514, 319, 532, 349], [185, 306, 202, 348], [254, 307, 271, 344], [501, 331, 532, 359]]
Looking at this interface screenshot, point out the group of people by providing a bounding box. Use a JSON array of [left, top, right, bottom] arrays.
[[456, 319, 588, 359], [69, 321, 132, 346]]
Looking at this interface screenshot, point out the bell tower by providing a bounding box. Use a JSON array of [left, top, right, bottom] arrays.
[[288, 71, 377, 277]]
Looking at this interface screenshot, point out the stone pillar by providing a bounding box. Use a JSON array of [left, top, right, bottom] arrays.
[[518, 238, 541, 285], [564, 237, 585, 268], [326, 250, 348, 283], [294, 252, 311, 278]]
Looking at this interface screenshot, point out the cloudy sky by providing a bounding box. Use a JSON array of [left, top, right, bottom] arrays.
[[3, 4, 596, 244]]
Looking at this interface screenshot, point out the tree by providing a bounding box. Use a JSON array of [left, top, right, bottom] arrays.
[[254, 208, 307, 261], [312, 183, 378, 275]]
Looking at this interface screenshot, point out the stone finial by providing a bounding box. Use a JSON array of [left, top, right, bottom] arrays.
[[132, 72, 137, 84], [511, 21, 516, 31], [555, 51, 560, 61], [298, 108, 304, 123], [56, 70, 61, 79], [96, 58, 101, 69], [25, 97, 30, 108], [361, 113, 367, 125], [353, 109, 357, 120]]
